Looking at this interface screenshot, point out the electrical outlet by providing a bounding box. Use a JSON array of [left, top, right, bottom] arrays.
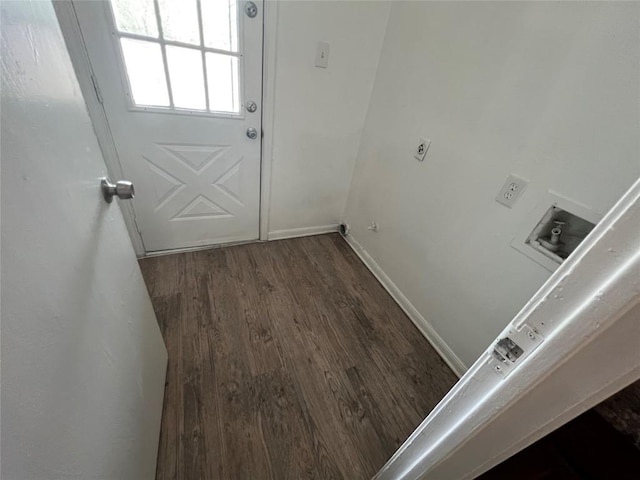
[[414, 138, 431, 161], [496, 175, 528, 208]]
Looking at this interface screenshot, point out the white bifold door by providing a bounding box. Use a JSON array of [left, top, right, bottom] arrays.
[[72, 0, 264, 252]]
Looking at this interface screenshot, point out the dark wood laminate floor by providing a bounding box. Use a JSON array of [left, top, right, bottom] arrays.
[[140, 233, 457, 480]]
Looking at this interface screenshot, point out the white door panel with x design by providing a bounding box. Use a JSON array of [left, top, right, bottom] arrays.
[[72, 0, 262, 252]]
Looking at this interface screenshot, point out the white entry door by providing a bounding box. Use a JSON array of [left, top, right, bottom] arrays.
[[72, 0, 263, 252], [2, 1, 167, 478]]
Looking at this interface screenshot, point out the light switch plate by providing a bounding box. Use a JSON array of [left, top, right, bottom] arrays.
[[414, 138, 431, 161], [496, 174, 528, 208], [315, 41, 330, 68]]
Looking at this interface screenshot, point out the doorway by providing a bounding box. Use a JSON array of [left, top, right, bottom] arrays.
[[71, 0, 263, 252]]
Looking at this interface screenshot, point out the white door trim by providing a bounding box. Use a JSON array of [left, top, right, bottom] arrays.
[[375, 177, 640, 479], [54, 1, 146, 256], [259, 0, 278, 241]]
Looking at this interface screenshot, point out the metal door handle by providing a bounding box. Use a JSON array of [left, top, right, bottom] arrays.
[[246, 127, 258, 139], [101, 177, 135, 203]]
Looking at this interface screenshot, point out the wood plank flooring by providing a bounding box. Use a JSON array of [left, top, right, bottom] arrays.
[[139, 233, 457, 480]]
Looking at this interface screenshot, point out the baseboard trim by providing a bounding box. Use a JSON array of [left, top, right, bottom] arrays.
[[142, 237, 260, 258], [343, 234, 467, 378], [268, 224, 339, 241]]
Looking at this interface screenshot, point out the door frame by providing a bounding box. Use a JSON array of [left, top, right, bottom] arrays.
[[375, 177, 640, 479], [259, 0, 278, 241], [54, 0, 276, 256]]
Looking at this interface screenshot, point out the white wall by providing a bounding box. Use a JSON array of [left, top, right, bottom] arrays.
[[1, 1, 167, 477], [344, 1, 640, 367], [266, 0, 390, 238]]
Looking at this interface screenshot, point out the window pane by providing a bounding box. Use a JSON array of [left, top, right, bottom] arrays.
[[158, 0, 200, 45], [166, 46, 206, 110], [201, 0, 238, 52], [206, 52, 239, 113], [111, 0, 158, 38], [120, 39, 169, 107]]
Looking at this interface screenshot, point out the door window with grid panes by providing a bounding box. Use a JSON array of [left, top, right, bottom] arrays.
[[109, 0, 241, 114]]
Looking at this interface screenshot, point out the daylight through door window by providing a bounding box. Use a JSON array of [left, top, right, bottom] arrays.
[[110, 0, 240, 114]]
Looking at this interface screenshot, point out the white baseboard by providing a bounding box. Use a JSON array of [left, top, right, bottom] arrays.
[[268, 224, 339, 241], [142, 237, 258, 258], [344, 234, 467, 378]]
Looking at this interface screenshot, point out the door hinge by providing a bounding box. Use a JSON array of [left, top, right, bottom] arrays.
[[488, 324, 544, 378], [91, 75, 103, 104]]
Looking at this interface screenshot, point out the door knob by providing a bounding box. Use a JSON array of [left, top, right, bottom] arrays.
[[101, 177, 135, 203], [246, 127, 258, 140]]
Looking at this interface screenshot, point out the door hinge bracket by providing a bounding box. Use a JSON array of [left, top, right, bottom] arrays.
[[488, 324, 544, 378], [91, 75, 103, 104]]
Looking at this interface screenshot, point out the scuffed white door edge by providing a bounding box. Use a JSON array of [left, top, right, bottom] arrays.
[[374, 177, 640, 480]]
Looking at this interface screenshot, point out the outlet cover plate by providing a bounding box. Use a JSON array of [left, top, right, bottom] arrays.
[[496, 174, 528, 208], [414, 138, 431, 161]]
